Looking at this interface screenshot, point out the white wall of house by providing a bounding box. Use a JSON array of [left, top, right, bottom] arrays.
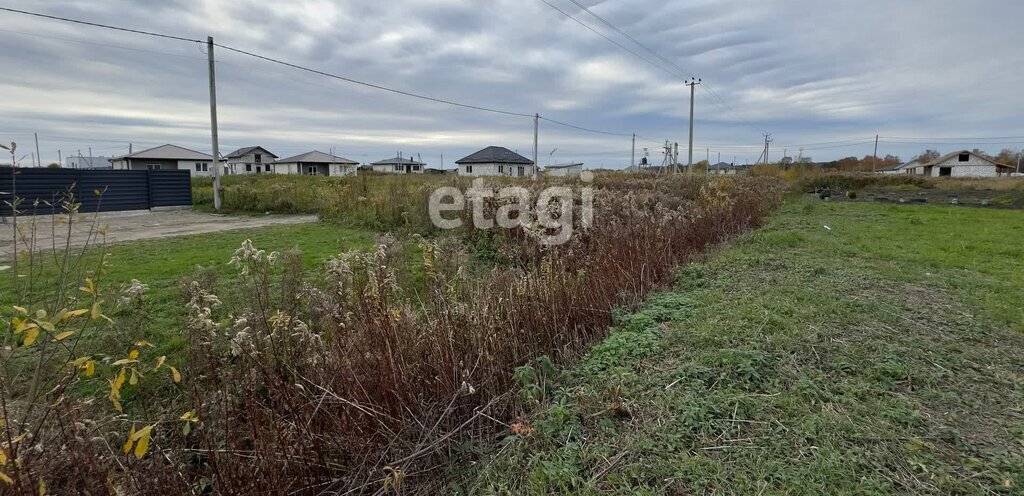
[[372, 164, 424, 174], [545, 165, 583, 177], [330, 163, 358, 176], [274, 162, 357, 176], [907, 154, 1008, 177], [228, 151, 274, 175], [111, 159, 224, 177], [457, 163, 535, 177]]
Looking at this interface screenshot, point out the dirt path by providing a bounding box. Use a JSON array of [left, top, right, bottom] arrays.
[[0, 209, 318, 260]]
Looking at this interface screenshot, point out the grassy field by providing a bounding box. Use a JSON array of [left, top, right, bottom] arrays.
[[468, 196, 1024, 494], [0, 222, 378, 355]]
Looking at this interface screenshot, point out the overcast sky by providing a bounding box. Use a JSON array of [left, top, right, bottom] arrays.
[[1, 0, 1023, 168]]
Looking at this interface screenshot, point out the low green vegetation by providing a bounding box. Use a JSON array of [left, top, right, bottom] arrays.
[[0, 222, 377, 355], [469, 197, 1024, 495]]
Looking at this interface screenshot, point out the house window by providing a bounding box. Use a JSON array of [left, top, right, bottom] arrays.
[[518, 166, 525, 176], [255, 154, 262, 164], [413, 165, 420, 172], [959, 153, 970, 162], [195, 163, 201, 172], [498, 165, 504, 174], [307, 166, 317, 175], [939, 167, 952, 176], [465, 165, 473, 174], [246, 164, 253, 172], [147, 164, 160, 170], [394, 165, 402, 172]]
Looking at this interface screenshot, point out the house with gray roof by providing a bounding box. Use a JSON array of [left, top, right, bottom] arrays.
[[455, 146, 535, 177], [371, 155, 426, 174], [900, 151, 1014, 177], [109, 144, 226, 177], [274, 151, 358, 177], [225, 146, 278, 175]]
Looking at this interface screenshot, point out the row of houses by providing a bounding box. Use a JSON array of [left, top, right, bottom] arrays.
[[879, 150, 1016, 177], [110, 144, 586, 178]]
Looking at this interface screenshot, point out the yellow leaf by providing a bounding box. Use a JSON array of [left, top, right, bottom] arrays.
[[111, 359, 138, 366], [52, 331, 75, 342], [14, 319, 37, 335], [123, 425, 136, 454], [136, 340, 155, 348], [169, 366, 181, 383], [23, 327, 39, 347], [52, 309, 67, 323], [133, 429, 151, 459], [84, 360, 95, 377], [65, 309, 88, 319], [90, 301, 101, 320], [38, 478, 46, 496], [0, 470, 12, 485], [113, 367, 126, 390], [128, 349, 140, 360], [35, 309, 46, 319], [129, 369, 139, 386], [35, 320, 55, 333], [0, 448, 6, 465], [154, 356, 166, 370], [12, 306, 27, 315]]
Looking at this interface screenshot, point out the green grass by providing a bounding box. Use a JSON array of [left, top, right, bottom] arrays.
[[1, 222, 378, 356], [467, 197, 1024, 495]]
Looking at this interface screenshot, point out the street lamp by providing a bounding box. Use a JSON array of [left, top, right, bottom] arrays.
[[1017, 148, 1023, 175]]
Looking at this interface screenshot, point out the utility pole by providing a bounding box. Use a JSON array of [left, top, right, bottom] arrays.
[[31, 152, 35, 167], [533, 113, 539, 180], [685, 77, 701, 171], [631, 133, 636, 169], [706, 147, 709, 171], [761, 133, 772, 164], [207, 36, 222, 210], [673, 142, 679, 173], [34, 132, 41, 168], [873, 134, 879, 172], [88, 147, 93, 168]]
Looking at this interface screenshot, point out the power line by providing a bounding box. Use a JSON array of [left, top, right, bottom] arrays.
[[0, 7, 203, 43], [544, 0, 761, 134], [212, 42, 536, 119], [2, 7, 663, 141]]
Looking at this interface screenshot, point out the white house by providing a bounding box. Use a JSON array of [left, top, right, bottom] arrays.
[[544, 162, 583, 177], [878, 158, 923, 175], [708, 162, 748, 175], [109, 144, 226, 177], [274, 151, 358, 176], [902, 150, 1014, 177], [226, 146, 278, 174], [371, 156, 425, 174], [455, 146, 536, 177]]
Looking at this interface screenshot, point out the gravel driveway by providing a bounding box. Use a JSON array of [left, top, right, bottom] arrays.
[[0, 208, 318, 260]]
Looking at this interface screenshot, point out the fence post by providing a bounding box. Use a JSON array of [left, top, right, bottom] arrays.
[[147, 170, 155, 210]]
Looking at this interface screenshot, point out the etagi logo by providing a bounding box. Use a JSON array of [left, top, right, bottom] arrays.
[[428, 172, 594, 246]]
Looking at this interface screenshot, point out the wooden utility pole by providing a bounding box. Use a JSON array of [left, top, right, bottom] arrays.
[[207, 36, 222, 210], [533, 113, 539, 180], [631, 133, 635, 169], [58, 150, 62, 167], [34, 132, 41, 167], [873, 134, 879, 172], [685, 77, 700, 171]]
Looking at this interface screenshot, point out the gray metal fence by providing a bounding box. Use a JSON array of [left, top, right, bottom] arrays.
[[0, 167, 192, 215]]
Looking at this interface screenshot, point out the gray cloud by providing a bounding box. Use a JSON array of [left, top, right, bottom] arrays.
[[2, 0, 1023, 168]]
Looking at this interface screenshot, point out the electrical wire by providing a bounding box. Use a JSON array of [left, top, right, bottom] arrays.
[[0, 7, 203, 43], [1, 7, 667, 144]]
